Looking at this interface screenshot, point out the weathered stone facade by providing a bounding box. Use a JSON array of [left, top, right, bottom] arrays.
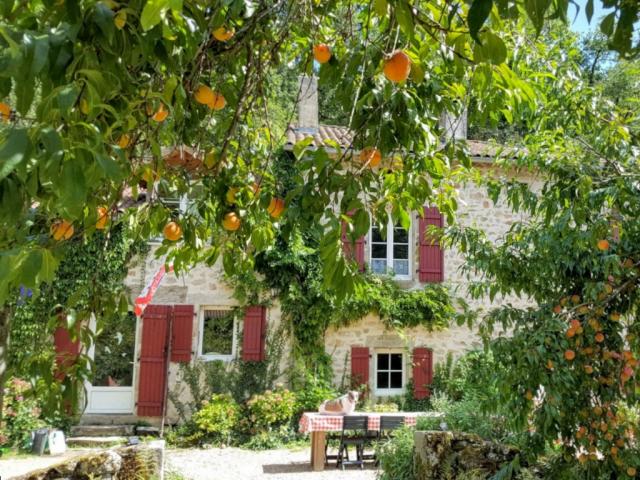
[[80, 162, 534, 420], [325, 165, 536, 394]]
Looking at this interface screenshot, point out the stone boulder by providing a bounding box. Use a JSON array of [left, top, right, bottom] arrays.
[[14, 441, 164, 480], [414, 431, 519, 479]]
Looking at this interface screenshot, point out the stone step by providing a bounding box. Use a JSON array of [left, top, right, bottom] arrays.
[[66, 436, 128, 448], [70, 425, 134, 437]]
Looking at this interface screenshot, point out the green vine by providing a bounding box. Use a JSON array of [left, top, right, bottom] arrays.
[[9, 226, 146, 420], [227, 149, 456, 385]]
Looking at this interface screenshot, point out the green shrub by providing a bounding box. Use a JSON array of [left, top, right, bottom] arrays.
[[419, 392, 509, 442], [294, 375, 336, 415], [376, 426, 415, 480], [0, 377, 46, 451], [243, 386, 296, 434], [192, 394, 239, 441]]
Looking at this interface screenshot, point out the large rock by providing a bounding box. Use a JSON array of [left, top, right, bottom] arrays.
[[414, 431, 519, 480], [13, 441, 165, 480]]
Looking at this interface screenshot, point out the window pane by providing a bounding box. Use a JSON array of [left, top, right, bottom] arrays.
[[393, 244, 408, 259], [377, 353, 389, 370], [372, 244, 387, 259], [393, 259, 409, 276], [372, 259, 387, 274], [390, 371, 403, 389], [371, 226, 385, 242], [377, 371, 389, 389], [394, 227, 409, 244], [93, 312, 136, 387], [202, 310, 234, 356], [390, 353, 403, 370]]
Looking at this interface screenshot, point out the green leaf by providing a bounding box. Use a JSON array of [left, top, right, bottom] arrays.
[[468, 0, 493, 43], [96, 153, 124, 180], [524, 0, 552, 35], [57, 84, 80, 114], [93, 2, 115, 41], [473, 31, 507, 64], [21, 249, 42, 288], [141, 0, 169, 31], [0, 128, 29, 181], [373, 0, 388, 17], [39, 249, 58, 284], [600, 12, 615, 36], [395, 1, 414, 38], [60, 159, 87, 211], [585, 0, 593, 23]]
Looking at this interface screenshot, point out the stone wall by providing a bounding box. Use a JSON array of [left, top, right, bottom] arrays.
[[115, 253, 286, 422], [14, 441, 165, 480], [413, 431, 519, 480], [324, 165, 537, 393], [81, 162, 535, 420]]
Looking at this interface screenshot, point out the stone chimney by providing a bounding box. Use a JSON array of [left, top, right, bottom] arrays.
[[297, 75, 319, 132], [439, 109, 467, 140]]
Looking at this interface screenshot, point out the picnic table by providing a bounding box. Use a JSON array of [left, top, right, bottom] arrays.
[[299, 411, 422, 471]]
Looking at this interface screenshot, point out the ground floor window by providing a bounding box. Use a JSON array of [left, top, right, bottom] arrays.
[[375, 351, 405, 395], [199, 308, 237, 361]]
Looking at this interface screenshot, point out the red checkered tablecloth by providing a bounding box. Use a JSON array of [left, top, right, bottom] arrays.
[[299, 412, 420, 434]]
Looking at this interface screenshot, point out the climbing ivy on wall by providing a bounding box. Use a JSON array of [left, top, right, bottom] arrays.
[[9, 226, 146, 418], [229, 149, 457, 384]]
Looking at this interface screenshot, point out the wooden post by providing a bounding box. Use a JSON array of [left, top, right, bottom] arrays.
[[310, 431, 326, 471]]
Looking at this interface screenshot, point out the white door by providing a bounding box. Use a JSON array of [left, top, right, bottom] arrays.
[[84, 313, 138, 414]]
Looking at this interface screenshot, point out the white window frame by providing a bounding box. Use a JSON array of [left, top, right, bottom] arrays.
[[374, 349, 406, 396], [198, 307, 238, 362], [369, 218, 413, 280]]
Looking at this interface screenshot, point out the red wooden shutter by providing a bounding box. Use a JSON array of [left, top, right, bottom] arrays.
[[413, 347, 433, 399], [54, 324, 80, 379], [342, 212, 366, 271], [242, 306, 266, 362], [137, 305, 170, 416], [350, 346, 370, 388], [419, 206, 444, 283], [171, 305, 194, 362]]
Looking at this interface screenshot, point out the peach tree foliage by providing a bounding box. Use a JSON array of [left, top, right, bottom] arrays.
[[447, 63, 640, 475], [0, 1, 638, 306]]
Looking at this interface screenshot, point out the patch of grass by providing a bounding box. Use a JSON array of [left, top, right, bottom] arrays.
[[165, 469, 189, 480]]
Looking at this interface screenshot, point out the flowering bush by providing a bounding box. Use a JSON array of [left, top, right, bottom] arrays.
[[0, 378, 45, 450], [244, 386, 296, 434], [192, 394, 239, 441]]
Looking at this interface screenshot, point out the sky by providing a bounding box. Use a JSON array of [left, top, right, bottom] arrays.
[[569, 0, 612, 33]]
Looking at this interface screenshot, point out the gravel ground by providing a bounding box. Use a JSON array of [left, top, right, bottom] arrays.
[[166, 447, 379, 480]]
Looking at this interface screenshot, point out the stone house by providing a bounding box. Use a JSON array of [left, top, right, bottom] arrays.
[[55, 77, 532, 424]]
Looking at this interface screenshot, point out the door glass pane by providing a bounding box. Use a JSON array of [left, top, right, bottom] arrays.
[[393, 259, 409, 276], [371, 225, 385, 242], [372, 244, 387, 258], [394, 227, 409, 243], [377, 353, 389, 370], [393, 244, 408, 259], [390, 371, 403, 388], [372, 259, 387, 274], [390, 353, 403, 370], [93, 312, 136, 387], [202, 310, 234, 356], [377, 371, 389, 389]]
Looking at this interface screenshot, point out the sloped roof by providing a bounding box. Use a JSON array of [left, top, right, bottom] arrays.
[[284, 124, 504, 159]]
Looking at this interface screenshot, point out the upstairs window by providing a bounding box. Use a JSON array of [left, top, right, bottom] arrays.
[[370, 219, 411, 279]]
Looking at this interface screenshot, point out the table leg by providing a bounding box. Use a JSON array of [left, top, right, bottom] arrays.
[[310, 431, 326, 471]]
